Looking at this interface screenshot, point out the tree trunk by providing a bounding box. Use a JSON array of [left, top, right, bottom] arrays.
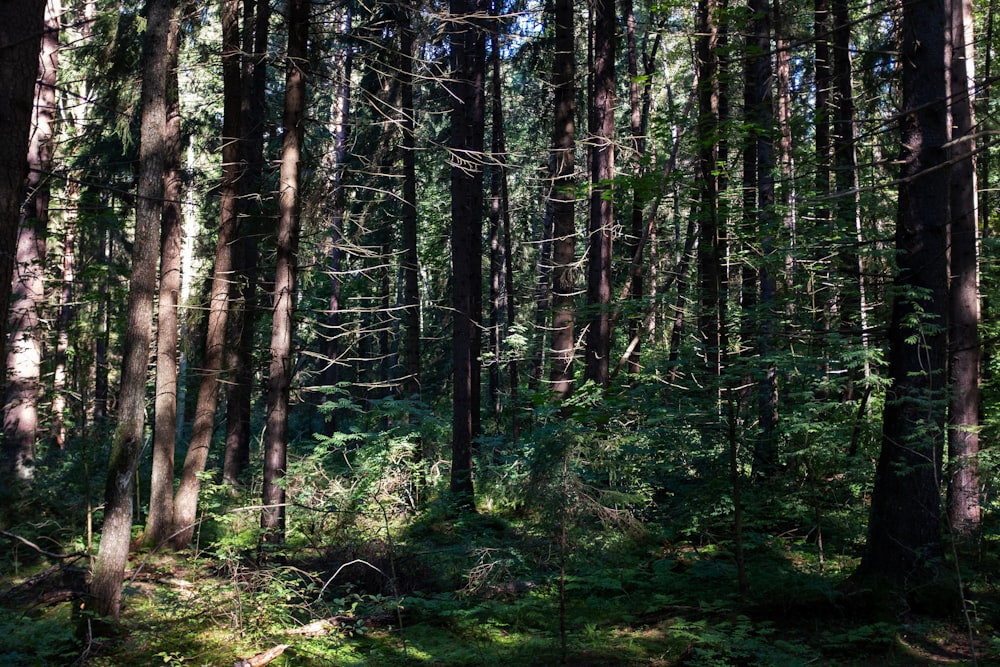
[[400, 0, 421, 406], [261, 0, 308, 544], [3, 0, 58, 484], [91, 0, 172, 620], [171, 0, 242, 549], [548, 0, 576, 401], [946, 0, 980, 540], [584, 0, 615, 387], [857, 0, 949, 589], [144, 7, 183, 547], [449, 0, 487, 505]]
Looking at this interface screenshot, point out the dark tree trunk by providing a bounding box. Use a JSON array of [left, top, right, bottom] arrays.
[[549, 0, 576, 400], [144, 7, 183, 546], [946, 0, 981, 540], [223, 0, 270, 485], [91, 0, 173, 620], [261, 0, 308, 545], [400, 0, 421, 405], [0, 0, 45, 377], [171, 0, 241, 548], [584, 0, 615, 387], [857, 0, 949, 589], [449, 0, 487, 505], [3, 0, 58, 484]]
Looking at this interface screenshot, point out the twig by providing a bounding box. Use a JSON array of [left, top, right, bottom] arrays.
[[0, 531, 86, 560]]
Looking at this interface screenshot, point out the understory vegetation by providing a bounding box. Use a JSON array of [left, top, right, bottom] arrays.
[[1, 384, 997, 665]]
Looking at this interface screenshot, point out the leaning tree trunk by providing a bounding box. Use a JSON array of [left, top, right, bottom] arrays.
[[261, 0, 308, 545], [856, 0, 949, 590], [171, 0, 241, 549], [91, 0, 172, 620], [3, 0, 59, 484]]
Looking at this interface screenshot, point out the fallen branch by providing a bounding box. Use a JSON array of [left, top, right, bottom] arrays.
[[0, 531, 86, 560], [233, 644, 289, 667]]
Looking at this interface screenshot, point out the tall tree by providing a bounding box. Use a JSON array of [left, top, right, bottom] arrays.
[[400, 0, 421, 406], [946, 0, 980, 539], [0, 1, 46, 408], [449, 0, 487, 504], [3, 0, 59, 483], [857, 0, 949, 589], [548, 0, 576, 400], [261, 0, 308, 544], [171, 0, 242, 548], [91, 0, 173, 620], [584, 0, 615, 387], [144, 3, 184, 547]]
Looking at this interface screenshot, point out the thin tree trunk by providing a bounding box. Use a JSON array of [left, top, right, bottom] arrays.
[[584, 0, 615, 387], [549, 0, 576, 400], [401, 0, 420, 405], [3, 0, 59, 483], [144, 7, 183, 546], [946, 0, 980, 540], [91, 0, 172, 620], [171, 0, 242, 549], [261, 0, 308, 544]]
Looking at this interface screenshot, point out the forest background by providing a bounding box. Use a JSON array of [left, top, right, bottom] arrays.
[[0, 0, 998, 664]]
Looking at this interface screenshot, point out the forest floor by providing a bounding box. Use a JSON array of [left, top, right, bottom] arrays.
[[1, 509, 998, 666]]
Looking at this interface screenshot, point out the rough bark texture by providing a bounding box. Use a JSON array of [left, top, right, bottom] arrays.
[[449, 0, 487, 505], [144, 8, 183, 547], [858, 0, 949, 589], [91, 0, 173, 620], [262, 0, 308, 544], [548, 0, 576, 400], [171, 0, 241, 549], [3, 0, 58, 483], [946, 0, 981, 539], [584, 0, 615, 387]]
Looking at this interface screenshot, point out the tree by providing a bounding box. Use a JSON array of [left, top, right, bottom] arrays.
[[856, 0, 950, 589], [449, 0, 487, 505], [548, 0, 576, 400], [144, 3, 184, 547], [261, 0, 309, 545], [946, 0, 981, 540], [584, 0, 615, 387], [171, 0, 242, 548], [91, 0, 174, 620], [0, 2, 46, 415], [2, 0, 59, 483]]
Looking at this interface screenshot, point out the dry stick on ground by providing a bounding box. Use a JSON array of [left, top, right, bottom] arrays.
[[233, 644, 290, 667]]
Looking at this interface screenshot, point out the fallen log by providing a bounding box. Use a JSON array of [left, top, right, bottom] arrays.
[[233, 644, 289, 667]]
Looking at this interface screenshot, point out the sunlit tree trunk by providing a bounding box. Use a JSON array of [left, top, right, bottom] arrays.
[[144, 7, 183, 546], [858, 0, 949, 588], [584, 0, 615, 387], [946, 0, 980, 540], [449, 0, 487, 505], [171, 0, 241, 548], [549, 0, 575, 400], [3, 0, 58, 483], [91, 0, 172, 620], [261, 0, 308, 544]]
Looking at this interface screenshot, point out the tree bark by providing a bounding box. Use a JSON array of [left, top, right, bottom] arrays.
[[171, 0, 242, 548], [857, 0, 949, 589], [946, 0, 980, 540], [261, 0, 308, 544], [548, 0, 576, 400], [584, 0, 615, 388], [3, 0, 58, 484], [144, 6, 183, 547], [91, 0, 173, 620], [400, 0, 421, 406], [449, 0, 487, 505]]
